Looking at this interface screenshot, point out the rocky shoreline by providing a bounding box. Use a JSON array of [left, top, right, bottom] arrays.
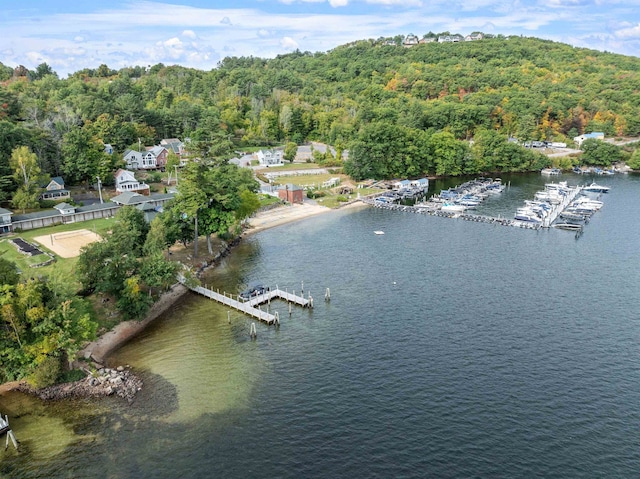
[[1, 202, 350, 403], [16, 366, 143, 403]]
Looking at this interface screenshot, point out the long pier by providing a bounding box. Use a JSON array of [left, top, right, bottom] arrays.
[[540, 185, 582, 228], [190, 285, 310, 324]]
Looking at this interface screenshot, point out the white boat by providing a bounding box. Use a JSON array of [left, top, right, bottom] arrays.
[[441, 203, 466, 213], [374, 231, 385, 235], [583, 182, 610, 193]]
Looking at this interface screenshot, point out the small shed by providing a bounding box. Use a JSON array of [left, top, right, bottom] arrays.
[[53, 202, 76, 216], [278, 184, 304, 204]]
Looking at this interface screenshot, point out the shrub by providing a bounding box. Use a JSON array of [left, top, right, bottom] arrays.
[[27, 356, 61, 389], [336, 195, 348, 203]]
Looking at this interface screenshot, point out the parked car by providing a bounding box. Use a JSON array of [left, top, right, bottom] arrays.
[[239, 283, 269, 301]]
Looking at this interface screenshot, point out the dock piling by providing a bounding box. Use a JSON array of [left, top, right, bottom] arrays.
[[325, 288, 330, 301]]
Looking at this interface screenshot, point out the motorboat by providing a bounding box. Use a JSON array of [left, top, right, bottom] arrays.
[[441, 203, 466, 213], [582, 182, 610, 193], [374, 230, 385, 235], [514, 209, 543, 223]]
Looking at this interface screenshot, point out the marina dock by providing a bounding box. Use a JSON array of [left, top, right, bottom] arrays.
[[362, 178, 604, 233], [190, 285, 311, 324]]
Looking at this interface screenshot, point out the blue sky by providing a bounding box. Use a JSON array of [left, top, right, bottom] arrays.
[[2, 0, 640, 76]]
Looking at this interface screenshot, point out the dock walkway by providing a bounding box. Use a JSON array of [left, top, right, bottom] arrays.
[[190, 285, 310, 324]]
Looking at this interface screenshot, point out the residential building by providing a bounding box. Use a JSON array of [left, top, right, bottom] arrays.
[[256, 149, 284, 166], [465, 33, 484, 41], [573, 132, 605, 146], [40, 176, 70, 201], [0, 208, 12, 234], [403, 34, 419, 47], [114, 169, 150, 195]]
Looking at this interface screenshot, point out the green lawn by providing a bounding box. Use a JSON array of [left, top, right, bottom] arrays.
[[257, 162, 323, 173], [1, 218, 113, 284], [271, 173, 348, 189]]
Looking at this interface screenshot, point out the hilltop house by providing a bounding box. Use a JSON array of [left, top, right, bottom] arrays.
[[40, 176, 70, 201], [403, 34, 420, 47], [465, 33, 484, 41], [114, 169, 150, 195], [438, 34, 463, 43]]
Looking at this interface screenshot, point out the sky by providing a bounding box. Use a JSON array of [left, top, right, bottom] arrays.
[[1, 0, 640, 77]]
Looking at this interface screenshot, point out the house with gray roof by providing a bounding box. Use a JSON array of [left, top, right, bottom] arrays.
[[40, 176, 70, 201], [0, 208, 12, 234]]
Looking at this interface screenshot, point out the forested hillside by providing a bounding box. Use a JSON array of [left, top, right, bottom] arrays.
[[2, 34, 640, 195]]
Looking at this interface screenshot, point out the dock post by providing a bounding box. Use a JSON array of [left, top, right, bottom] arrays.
[[228, 311, 231, 324], [301, 280, 304, 293], [250, 322, 257, 339], [274, 311, 280, 326], [325, 288, 330, 301], [289, 303, 292, 316], [309, 294, 313, 309]]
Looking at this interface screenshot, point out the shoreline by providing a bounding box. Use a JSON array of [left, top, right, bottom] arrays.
[[0, 200, 368, 396]]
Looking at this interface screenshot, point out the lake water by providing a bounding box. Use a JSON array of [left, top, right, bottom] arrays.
[[2, 173, 640, 478]]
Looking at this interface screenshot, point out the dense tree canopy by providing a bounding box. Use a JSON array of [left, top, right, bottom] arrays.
[[0, 34, 638, 190]]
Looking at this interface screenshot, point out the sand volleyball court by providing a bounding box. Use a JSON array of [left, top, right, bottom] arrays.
[[33, 228, 102, 258]]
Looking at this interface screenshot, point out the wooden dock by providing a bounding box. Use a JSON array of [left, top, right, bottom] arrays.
[[1, 413, 18, 450], [190, 285, 311, 324]]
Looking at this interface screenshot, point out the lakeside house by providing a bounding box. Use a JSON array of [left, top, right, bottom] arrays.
[[40, 176, 71, 201], [573, 132, 605, 147], [123, 146, 168, 170], [114, 169, 150, 195], [256, 149, 284, 167]]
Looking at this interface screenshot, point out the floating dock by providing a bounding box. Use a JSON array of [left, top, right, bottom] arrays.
[[190, 285, 310, 324], [362, 182, 591, 232]]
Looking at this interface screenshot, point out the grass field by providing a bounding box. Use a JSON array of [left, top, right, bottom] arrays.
[[0, 217, 114, 283], [256, 162, 325, 173]]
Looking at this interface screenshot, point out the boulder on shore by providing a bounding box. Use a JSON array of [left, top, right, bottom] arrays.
[[18, 367, 143, 403]]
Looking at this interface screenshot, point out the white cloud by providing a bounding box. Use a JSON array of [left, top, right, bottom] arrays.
[[329, 0, 350, 6], [280, 36, 299, 50], [182, 29, 197, 39], [220, 16, 232, 25], [614, 23, 640, 38]]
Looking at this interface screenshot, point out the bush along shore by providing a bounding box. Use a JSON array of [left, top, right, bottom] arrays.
[[5, 235, 243, 404]]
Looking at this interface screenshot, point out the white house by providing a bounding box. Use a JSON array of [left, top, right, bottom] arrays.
[[53, 202, 76, 216], [256, 149, 284, 166], [573, 132, 605, 147], [0, 207, 12, 234], [410, 178, 429, 190], [123, 149, 143, 170], [114, 169, 150, 195], [393, 179, 411, 190], [403, 34, 419, 47]]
